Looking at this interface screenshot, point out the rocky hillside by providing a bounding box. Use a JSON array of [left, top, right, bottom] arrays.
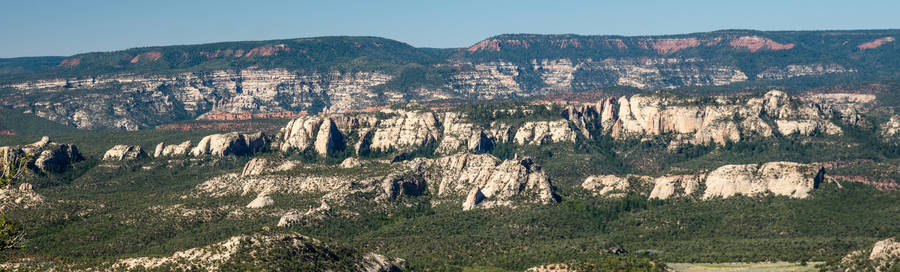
[[1, 30, 899, 130], [112, 232, 405, 271]]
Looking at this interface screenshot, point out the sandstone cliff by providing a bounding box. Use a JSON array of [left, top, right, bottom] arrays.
[[422, 153, 557, 210], [703, 162, 825, 199], [564, 90, 845, 147], [5, 30, 895, 131], [102, 145, 148, 161], [153, 141, 192, 157], [190, 132, 268, 157], [583, 161, 825, 200]]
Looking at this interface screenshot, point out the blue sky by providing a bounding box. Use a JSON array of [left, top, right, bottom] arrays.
[[1, 0, 898, 58]]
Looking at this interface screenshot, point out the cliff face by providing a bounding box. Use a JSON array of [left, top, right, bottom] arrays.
[[3, 30, 897, 130], [582, 161, 825, 200], [564, 90, 853, 147], [2, 69, 391, 130], [269, 90, 865, 154]]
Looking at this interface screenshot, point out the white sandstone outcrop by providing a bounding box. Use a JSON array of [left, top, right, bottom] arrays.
[[565, 90, 844, 147], [241, 157, 297, 176], [313, 118, 344, 156], [436, 112, 491, 154], [197, 152, 556, 210], [103, 145, 148, 161], [280, 116, 346, 156], [425, 153, 556, 210], [837, 237, 900, 272], [340, 157, 362, 168], [278, 200, 332, 227], [870, 238, 900, 261], [360, 110, 441, 152], [153, 141, 192, 157], [649, 175, 701, 199], [112, 232, 404, 271], [245, 194, 274, 208], [583, 161, 824, 200], [702, 162, 825, 199], [513, 120, 577, 145], [190, 132, 268, 157], [881, 115, 900, 141], [1, 137, 81, 175], [582, 175, 633, 197]]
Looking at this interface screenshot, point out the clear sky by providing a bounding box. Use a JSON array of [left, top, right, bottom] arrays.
[[1, 0, 898, 58]]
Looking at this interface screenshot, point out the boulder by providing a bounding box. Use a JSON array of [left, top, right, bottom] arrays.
[[103, 145, 148, 161]]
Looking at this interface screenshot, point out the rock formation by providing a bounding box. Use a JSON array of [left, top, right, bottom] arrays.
[[313, 118, 344, 156], [0, 137, 81, 176], [423, 153, 556, 210], [649, 175, 701, 199], [360, 110, 441, 153], [582, 175, 633, 197], [436, 112, 488, 154], [153, 141, 192, 157], [513, 120, 577, 145], [340, 157, 362, 168], [280, 115, 350, 156], [102, 145, 148, 161], [113, 232, 405, 271], [197, 152, 556, 210], [834, 237, 900, 272], [583, 161, 824, 200], [241, 157, 297, 176], [190, 132, 268, 157], [278, 200, 332, 227], [245, 194, 274, 208], [703, 162, 825, 199], [881, 115, 900, 142]]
